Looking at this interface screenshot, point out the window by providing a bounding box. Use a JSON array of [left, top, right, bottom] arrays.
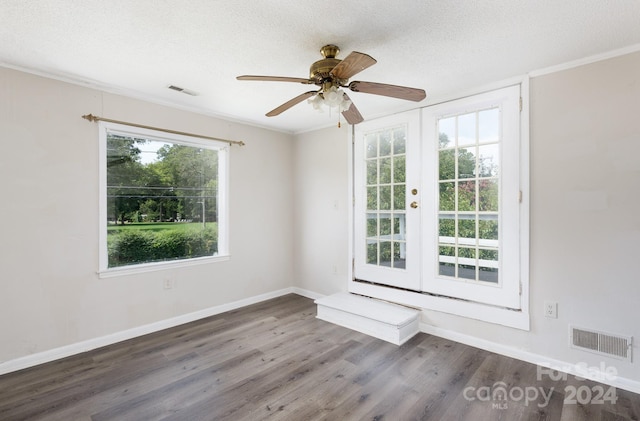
[[99, 122, 228, 274]]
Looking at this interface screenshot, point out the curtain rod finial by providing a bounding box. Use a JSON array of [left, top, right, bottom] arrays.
[[82, 114, 99, 122]]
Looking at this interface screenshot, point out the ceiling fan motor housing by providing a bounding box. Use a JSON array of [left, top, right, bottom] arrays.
[[309, 45, 347, 85]]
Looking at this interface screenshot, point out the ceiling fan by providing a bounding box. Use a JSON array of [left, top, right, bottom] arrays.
[[236, 45, 426, 125]]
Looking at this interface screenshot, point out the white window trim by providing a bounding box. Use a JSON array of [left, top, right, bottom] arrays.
[[348, 77, 530, 330], [98, 121, 230, 277]]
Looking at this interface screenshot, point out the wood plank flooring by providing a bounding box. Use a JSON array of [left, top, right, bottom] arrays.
[[1, 294, 638, 420]]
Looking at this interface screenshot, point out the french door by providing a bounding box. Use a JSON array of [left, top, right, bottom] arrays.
[[353, 110, 421, 291], [353, 85, 522, 309]]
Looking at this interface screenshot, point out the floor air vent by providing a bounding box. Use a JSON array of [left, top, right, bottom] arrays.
[[570, 326, 632, 361]]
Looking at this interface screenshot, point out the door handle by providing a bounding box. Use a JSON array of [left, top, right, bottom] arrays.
[[410, 201, 418, 209]]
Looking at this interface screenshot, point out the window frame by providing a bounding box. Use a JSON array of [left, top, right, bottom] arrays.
[[98, 121, 230, 277]]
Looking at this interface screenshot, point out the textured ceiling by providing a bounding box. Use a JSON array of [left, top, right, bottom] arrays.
[[2, 0, 640, 133]]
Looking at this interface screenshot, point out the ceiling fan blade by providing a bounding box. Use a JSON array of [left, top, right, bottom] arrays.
[[348, 81, 426, 102], [237, 75, 313, 84], [330, 52, 377, 80], [341, 93, 364, 125], [266, 91, 318, 117]]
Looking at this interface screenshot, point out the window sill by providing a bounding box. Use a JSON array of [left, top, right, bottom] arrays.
[[98, 254, 231, 278]]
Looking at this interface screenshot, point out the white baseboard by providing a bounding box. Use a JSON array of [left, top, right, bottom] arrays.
[[0, 287, 297, 376], [290, 287, 325, 300], [420, 322, 640, 395]]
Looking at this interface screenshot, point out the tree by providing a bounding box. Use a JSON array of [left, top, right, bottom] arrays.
[[106, 135, 147, 224], [156, 145, 218, 222]]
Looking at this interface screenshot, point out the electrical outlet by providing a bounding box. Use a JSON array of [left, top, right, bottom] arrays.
[[544, 301, 557, 318], [163, 279, 174, 290]]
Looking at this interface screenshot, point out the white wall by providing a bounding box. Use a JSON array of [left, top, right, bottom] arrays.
[[292, 125, 350, 296], [292, 51, 640, 384], [0, 67, 295, 363]]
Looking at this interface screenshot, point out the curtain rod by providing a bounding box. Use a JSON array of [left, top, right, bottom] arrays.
[[82, 114, 245, 146]]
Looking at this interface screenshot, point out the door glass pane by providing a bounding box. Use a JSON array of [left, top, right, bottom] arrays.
[[367, 160, 378, 185], [363, 125, 409, 270], [393, 128, 406, 154], [380, 132, 392, 156], [380, 241, 392, 267], [479, 108, 500, 144], [379, 186, 391, 210], [367, 187, 377, 210], [457, 112, 476, 146], [380, 214, 392, 237], [479, 248, 499, 283], [458, 147, 477, 179], [457, 180, 476, 212], [392, 242, 405, 269], [366, 214, 377, 237], [393, 214, 405, 240], [458, 247, 476, 280], [366, 134, 377, 158], [457, 217, 476, 240], [479, 179, 498, 212], [379, 157, 392, 184], [478, 144, 499, 177], [439, 149, 455, 180], [393, 185, 405, 210], [439, 182, 455, 211], [436, 107, 501, 284], [438, 215, 455, 240], [478, 218, 498, 241], [367, 241, 378, 264], [438, 245, 455, 277], [393, 156, 406, 182], [439, 117, 456, 147]]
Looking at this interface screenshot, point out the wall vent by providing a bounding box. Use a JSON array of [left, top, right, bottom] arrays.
[[167, 85, 199, 96], [570, 326, 632, 362]]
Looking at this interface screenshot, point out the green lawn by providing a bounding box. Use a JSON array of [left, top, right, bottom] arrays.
[[107, 222, 217, 234]]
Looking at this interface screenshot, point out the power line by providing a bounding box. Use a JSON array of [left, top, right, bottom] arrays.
[[107, 185, 216, 191]]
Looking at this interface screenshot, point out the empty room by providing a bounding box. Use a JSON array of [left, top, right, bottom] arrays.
[[1, 1, 640, 420]]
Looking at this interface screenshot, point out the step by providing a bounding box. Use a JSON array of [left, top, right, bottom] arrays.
[[315, 292, 420, 345]]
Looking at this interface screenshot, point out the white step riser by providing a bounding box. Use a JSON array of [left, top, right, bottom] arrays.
[[315, 293, 420, 346]]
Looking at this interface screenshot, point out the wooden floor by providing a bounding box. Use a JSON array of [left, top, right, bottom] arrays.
[[1, 294, 638, 420]]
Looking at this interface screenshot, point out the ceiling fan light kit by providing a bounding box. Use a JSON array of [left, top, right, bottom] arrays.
[[237, 44, 426, 125], [308, 86, 352, 113]]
